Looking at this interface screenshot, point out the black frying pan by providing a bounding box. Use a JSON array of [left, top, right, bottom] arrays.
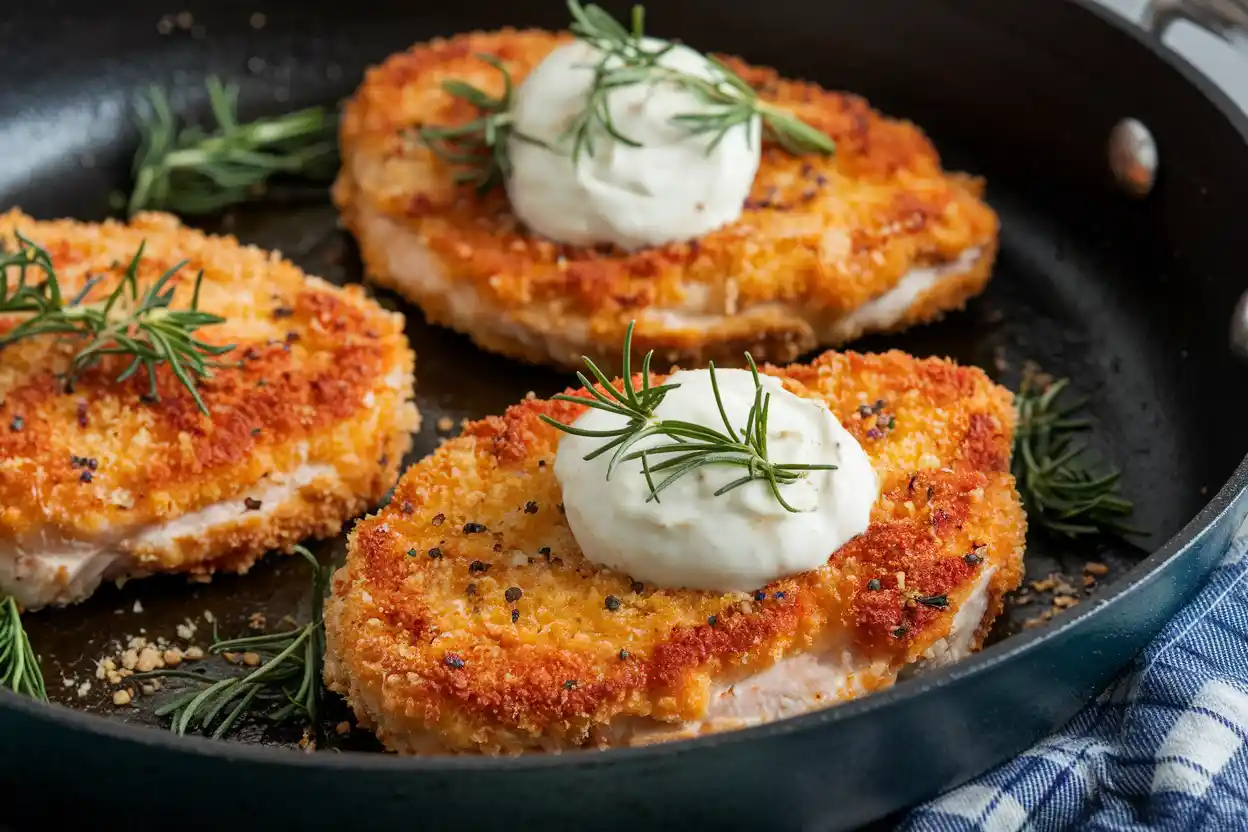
[[3, 0, 1248, 829]]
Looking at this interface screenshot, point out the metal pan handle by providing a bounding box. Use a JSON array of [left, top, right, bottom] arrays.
[[1141, 0, 1248, 43], [1138, 2, 1248, 358]]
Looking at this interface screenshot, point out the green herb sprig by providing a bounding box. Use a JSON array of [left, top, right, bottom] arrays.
[[541, 322, 836, 512], [133, 546, 327, 741], [129, 76, 338, 216], [419, 0, 834, 192], [565, 1, 834, 159], [0, 597, 46, 701], [415, 54, 548, 193], [1, 234, 235, 415], [1013, 377, 1138, 537]]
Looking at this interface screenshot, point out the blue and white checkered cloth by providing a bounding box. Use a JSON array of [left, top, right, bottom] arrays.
[[903, 517, 1248, 831]]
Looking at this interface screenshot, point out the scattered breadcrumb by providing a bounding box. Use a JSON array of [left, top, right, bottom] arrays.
[[242, 652, 261, 667], [176, 619, 198, 640], [436, 416, 455, 432], [136, 646, 163, 673], [132, 599, 144, 614], [248, 612, 267, 631], [203, 610, 216, 624], [112, 689, 132, 706], [76, 681, 91, 698], [335, 721, 352, 736], [185, 646, 205, 661], [1021, 569, 1092, 629]]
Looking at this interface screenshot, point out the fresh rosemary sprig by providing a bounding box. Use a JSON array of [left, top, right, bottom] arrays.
[[416, 54, 546, 193], [129, 76, 338, 216], [1, 234, 235, 415], [418, 0, 834, 191], [541, 322, 836, 512], [1013, 377, 1138, 537], [564, 0, 835, 160], [0, 597, 46, 701], [133, 546, 327, 741]]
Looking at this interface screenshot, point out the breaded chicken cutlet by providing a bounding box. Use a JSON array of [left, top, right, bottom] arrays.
[[0, 211, 419, 610], [334, 29, 1000, 374], [324, 350, 1025, 754]]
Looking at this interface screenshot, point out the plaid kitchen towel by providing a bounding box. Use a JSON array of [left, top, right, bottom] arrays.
[[903, 516, 1248, 832]]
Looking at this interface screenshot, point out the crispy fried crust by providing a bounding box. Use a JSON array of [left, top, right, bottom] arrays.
[[335, 29, 1000, 372], [0, 211, 419, 595], [325, 351, 1025, 754]]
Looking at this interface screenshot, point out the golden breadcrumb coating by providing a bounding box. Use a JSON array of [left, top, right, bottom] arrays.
[[335, 29, 1000, 372], [325, 350, 1024, 754], [0, 210, 419, 604]]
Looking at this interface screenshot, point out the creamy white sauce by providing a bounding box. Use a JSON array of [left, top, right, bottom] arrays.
[[555, 368, 877, 592], [506, 38, 761, 251]]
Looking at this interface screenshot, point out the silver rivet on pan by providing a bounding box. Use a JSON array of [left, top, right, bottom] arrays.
[[1108, 118, 1158, 197], [1230, 289, 1248, 361]]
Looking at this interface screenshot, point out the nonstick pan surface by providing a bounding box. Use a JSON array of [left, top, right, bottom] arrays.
[[3, 0, 1248, 829]]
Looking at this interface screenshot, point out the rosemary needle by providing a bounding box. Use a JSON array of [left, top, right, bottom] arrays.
[[0, 233, 235, 415], [0, 597, 47, 701], [129, 76, 338, 216], [1013, 377, 1139, 537], [541, 322, 835, 512], [133, 546, 327, 741]]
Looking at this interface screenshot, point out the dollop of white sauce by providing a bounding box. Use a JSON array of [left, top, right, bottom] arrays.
[[555, 369, 878, 592], [506, 38, 761, 251]]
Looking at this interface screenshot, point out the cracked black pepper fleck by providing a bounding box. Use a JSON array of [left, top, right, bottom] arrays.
[[428, 547, 443, 559], [401, 501, 414, 515], [867, 579, 881, 591], [964, 552, 983, 566], [618, 649, 629, 661], [469, 561, 489, 574], [917, 594, 949, 609], [604, 595, 621, 612], [432, 513, 445, 526], [244, 498, 262, 511], [251, 427, 261, 436], [79, 470, 93, 484], [524, 501, 538, 514], [406, 548, 418, 557], [631, 580, 645, 594], [466, 583, 477, 596], [563, 680, 578, 690], [76, 402, 89, 428], [272, 306, 294, 319], [505, 586, 523, 603], [511, 609, 520, 623], [70, 455, 98, 470], [539, 547, 552, 559], [444, 654, 465, 669], [774, 592, 786, 599], [753, 590, 766, 602], [463, 522, 487, 534], [707, 615, 718, 627], [9, 416, 24, 432], [892, 626, 908, 638]]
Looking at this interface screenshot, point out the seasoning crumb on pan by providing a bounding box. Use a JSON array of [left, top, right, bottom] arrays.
[[436, 416, 455, 432]]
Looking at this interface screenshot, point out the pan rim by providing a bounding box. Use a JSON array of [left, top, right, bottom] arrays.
[[5, 0, 1248, 775]]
